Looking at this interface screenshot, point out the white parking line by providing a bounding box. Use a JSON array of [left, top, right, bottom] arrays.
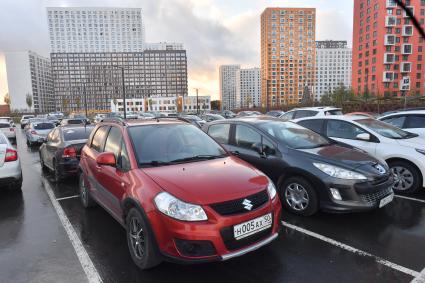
[[42, 180, 102, 283], [395, 195, 425, 204], [281, 221, 420, 278], [412, 267, 425, 283], [56, 195, 80, 201]]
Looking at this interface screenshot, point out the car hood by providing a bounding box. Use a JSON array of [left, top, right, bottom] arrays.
[[395, 136, 425, 150], [142, 156, 268, 205], [297, 144, 380, 169]]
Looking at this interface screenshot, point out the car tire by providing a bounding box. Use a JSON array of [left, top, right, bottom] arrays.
[[280, 176, 319, 216], [53, 160, 62, 183], [39, 152, 48, 172], [11, 138, 16, 144], [21, 125, 24, 129], [79, 173, 96, 208], [389, 160, 421, 195], [10, 177, 22, 191], [126, 208, 162, 270]]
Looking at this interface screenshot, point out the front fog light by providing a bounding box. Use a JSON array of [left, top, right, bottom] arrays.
[[330, 188, 342, 200]]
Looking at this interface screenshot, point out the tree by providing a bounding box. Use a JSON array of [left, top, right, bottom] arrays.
[[75, 96, 81, 110], [245, 96, 252, 108], [211, 100, 221, 110], [148, 98, 153, 111], [26, 93, 33, 111], [4, 93, 10, 105], [62, 98, 69, 112]]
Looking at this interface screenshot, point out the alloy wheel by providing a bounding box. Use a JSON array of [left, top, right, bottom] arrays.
[[391, 166, 414, 191], [128, 217, 145, 260], [285, 183, 310, 211]]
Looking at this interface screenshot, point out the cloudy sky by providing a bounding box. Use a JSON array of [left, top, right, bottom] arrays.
[[0, 0, 353, 100]]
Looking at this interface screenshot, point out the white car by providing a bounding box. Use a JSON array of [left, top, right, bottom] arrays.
[[25, 121, 55, 146], [0, 132, 22, 191], [379, 110, 425, 139], [295, 115, 425, 194], [280, 106, 343, 121], [0, 121, 16, 144], [20, 115, 35, 129]]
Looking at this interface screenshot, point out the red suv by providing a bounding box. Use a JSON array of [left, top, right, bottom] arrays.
[[79, 119, 281, 269]]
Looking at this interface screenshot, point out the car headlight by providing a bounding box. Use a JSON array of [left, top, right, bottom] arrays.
[[416, 149, 425, 156], [154, 192, 207, 221], [313, 163, 367, 180], [266, 178, 277, 200]]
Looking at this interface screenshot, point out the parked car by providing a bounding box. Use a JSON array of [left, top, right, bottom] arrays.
[[0, 117, 15, 127], [221, 110, 236, 119], [179, 115, 206, 128], [378, 110, 425, 139], [280, 107, 343, 121], [0, 121, 16, 144], [0, 132, 22, 191], [20, 115, 35, 129], [125, 112, 139, 119], [39, 125, 95, 182], [236, 111, 262, 117], [200, 113, 225, 122], [295, 115, 425, 194], [265, 110, 285, 117], [137, 113, 155, 120], [345, 112, 377, 119], [60, 118, 86, 126], [47, 115, 60, 126], [25, 121, 55, 146], [94, 114, 107, 123], [79, 119, 281, 269], [69, 114, 91, 124], [203, 117, 394, 216]]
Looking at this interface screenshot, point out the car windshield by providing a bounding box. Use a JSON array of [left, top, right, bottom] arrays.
[[183, 115, 202, 121], [259, 121, 330, 149], [356, 119, 416, 139], [63, 127, 94, 141], [128, 124, 227, 167], [325, 109, 343, 115], [33, 123, 55, 130], [0, 123, 10, 128]]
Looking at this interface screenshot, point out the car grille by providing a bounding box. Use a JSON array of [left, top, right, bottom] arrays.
[[359, 186, 393, 204], [220, 216, 273, 251], [210, 190, 269, 216]]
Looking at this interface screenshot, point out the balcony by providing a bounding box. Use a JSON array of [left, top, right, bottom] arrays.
[[402, 44, 412, 55], [401, 62, 412, 73], [384, 53, 395, 64], [403, 25, 414, 36], [383, 72, 394, 82], [385, 16, 397, 27], [384, 34, 396, 46]]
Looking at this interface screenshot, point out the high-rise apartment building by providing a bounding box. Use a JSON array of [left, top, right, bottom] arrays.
[[0, 51, 54, 112], [352, 0, 425, 97], [47, 7, 145, 53], [315, 40, 352, 101], [50, 50, 188, 112], [219, 65, 240, 110], [261, 8, 316, 107], [236, 68, 261, 108]]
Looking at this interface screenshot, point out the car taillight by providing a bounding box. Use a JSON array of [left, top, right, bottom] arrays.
[[62, 147, 77, 158], [5, 148, 18, 162], [10, 128, 14, 132], [31, 130, 37, 134]]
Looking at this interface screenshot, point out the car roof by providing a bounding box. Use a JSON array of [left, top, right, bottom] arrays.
[[288, 106, 341, 112], [380, 110, 425, 118], [294, 115, 372, 123], [208, 116, 282, 125], [119, 118, 187, 127]]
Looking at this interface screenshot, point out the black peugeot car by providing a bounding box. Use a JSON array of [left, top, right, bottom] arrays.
[[203, 117, 394, 216], [39, 125, 94, 182]]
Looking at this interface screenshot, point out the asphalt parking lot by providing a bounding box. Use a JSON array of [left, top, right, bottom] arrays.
[[1, 130, 425, 283]]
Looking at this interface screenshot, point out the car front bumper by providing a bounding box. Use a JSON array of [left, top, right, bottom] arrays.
[[148, 196, 281, 263]]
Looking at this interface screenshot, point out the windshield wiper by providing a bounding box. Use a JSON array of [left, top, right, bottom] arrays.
[[139, 160, 172, 167], [170, 154, 226, 163]]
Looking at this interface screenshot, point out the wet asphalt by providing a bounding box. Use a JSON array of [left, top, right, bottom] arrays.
[[1, 130, 424, 283]]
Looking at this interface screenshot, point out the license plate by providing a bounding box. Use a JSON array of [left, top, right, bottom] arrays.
[[379, 193, 394, 208], [233, 213, 272, 240]]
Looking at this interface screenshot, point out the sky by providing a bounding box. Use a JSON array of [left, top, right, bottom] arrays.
[[0, 0, 354, 100]]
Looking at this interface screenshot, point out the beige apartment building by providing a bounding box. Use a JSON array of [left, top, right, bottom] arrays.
[[261, 7, 316, 107]]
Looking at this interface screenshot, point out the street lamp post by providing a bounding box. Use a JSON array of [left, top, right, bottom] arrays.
[[194, 88, 200, 114]]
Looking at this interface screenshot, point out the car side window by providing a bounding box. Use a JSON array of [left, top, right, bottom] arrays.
[[262, 137, 276, 156], [117, 140, 131, 171], [104, 127, 122, 160], [382, 116, 406, 128], [208, 124, 230, 144], [298, 119, 324, 134], [280, 111, 294, 120], [235, 125, 261, 149], [91, 126, 109, 152], [326, 120, 366, 140], [406, 115, 425, 129], [294, 110, 318, 119]]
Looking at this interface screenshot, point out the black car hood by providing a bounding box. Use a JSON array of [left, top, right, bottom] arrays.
[[297, 144, 380, 170]]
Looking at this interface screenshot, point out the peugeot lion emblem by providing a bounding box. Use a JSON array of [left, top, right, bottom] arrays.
[[242, 199, 253, 211]]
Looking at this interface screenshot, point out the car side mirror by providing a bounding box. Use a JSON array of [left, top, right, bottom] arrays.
[[96, 152, 116, 167], [251, 142, 266, 157], [356, 133, 371, 141]]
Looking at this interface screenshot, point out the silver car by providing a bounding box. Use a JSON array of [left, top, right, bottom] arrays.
[[0, 132, 22, 191], [25, 121, 55, 146], [20, 115, 35, 129]]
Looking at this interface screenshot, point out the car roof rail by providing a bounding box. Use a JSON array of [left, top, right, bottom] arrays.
[[101, 117, 128, 126]]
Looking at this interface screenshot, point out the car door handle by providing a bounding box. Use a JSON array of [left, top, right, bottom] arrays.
[[95, 165, 102, 172]]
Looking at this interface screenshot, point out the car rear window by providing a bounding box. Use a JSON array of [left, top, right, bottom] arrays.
[[68, 119, 84, 124], [0, 123, 10, 128], [63, 127, 94, 141], [325, 109, 343, 115], [34, 123, 55, 130]]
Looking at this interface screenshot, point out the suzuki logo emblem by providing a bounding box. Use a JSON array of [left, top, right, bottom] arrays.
[[242, 199, 253, 211], [374, 164, 386, 175]]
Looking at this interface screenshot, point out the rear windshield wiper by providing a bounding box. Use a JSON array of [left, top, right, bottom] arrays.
[[170, 154, 226, 163]]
